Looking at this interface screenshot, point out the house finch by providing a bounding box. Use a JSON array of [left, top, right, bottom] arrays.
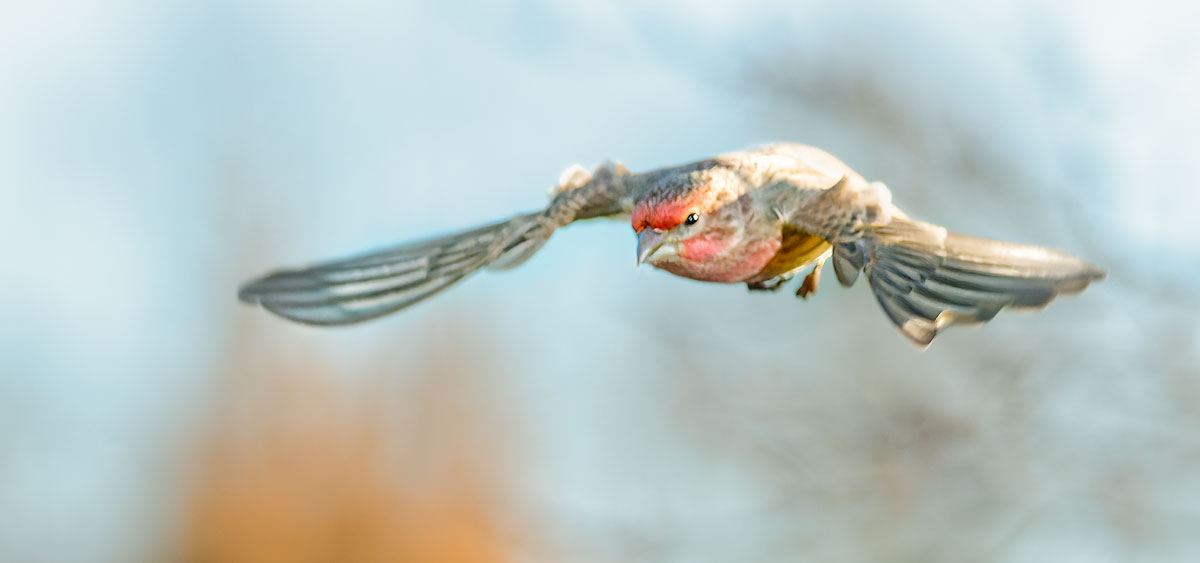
[[239, 144, 1103, 347]]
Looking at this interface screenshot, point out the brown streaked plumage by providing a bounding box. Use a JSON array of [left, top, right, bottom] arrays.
[[239, 143, 1105, 347]]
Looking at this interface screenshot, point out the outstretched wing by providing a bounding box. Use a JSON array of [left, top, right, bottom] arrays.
[[772, 176, 1102, 347], [239, 162, 646, 325], [835, 217, 1104, 347], [757, 146, 1103, 347], [238, 213, 553, 325]]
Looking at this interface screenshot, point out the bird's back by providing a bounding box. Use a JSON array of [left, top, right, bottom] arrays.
[[717, 143, 868, 193]]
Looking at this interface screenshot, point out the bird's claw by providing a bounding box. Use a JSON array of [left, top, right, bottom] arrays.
[[795, 260, 824, 299]]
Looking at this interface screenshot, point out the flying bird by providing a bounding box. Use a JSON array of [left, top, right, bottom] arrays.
[[238, 143, 1104, 347]]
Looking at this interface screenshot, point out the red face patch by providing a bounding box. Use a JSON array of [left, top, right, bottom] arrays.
[[632, 191, 706, 233]]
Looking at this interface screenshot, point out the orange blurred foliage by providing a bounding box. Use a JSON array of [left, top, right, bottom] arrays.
[[175, 327, 520, 563]]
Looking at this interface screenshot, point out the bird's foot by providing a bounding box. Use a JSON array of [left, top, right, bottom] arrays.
[[796, 260, 824, 299]]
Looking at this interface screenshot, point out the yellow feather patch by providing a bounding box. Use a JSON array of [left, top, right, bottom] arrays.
[[750, 225, 831, 283]]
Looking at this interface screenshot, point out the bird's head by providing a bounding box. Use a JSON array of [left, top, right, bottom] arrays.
[[631, 173, 772, 282]]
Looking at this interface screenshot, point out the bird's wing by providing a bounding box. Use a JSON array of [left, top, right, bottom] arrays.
[[841, 218, 1104, 346], [239, 162, 647, 326], [723, 144, 887, 247], [237, 213, 549, 325], [767, 165, 1103, 347]]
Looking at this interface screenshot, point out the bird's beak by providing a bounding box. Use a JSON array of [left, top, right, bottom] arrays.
[[637, 229, 667, 266]]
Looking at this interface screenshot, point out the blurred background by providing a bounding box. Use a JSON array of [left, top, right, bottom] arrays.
[[2, 1, 1198, 561]]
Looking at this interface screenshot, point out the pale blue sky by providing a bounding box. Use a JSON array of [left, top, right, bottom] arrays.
[[1, 1, 1197, 561]]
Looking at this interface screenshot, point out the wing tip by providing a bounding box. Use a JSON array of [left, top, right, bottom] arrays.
[[237, 283, 263, 305]]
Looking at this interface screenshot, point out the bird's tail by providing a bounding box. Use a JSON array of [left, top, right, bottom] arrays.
[[238, 212, 553, 325], [832, 215, 1105, 347]]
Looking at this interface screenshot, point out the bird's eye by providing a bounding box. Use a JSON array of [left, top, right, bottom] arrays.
[[684, 213, 700, 225]]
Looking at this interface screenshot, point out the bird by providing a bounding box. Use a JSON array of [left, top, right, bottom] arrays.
[[238, 143, 1104, 347]]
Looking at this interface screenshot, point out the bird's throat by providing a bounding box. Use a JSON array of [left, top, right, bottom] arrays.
[[656, 235, 781, 283]]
